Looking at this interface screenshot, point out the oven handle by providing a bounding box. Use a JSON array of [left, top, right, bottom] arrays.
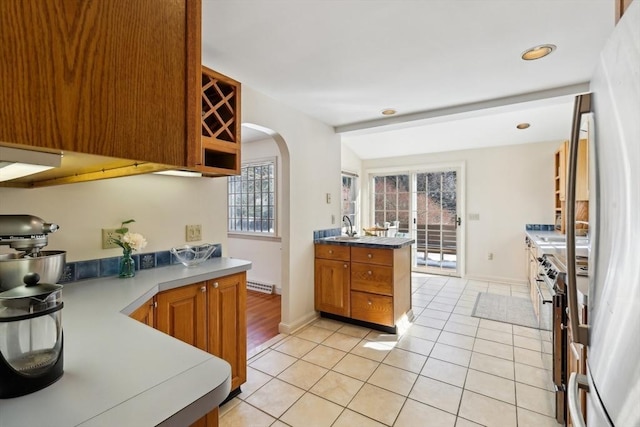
[[566, 93, 591, 346], [535, 281, 553, 304]]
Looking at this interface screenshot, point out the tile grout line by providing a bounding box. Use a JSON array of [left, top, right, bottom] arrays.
[[224, 273, 557, 426]]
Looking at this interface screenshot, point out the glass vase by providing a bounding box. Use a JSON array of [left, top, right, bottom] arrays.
[[119, 249, 135, 278]]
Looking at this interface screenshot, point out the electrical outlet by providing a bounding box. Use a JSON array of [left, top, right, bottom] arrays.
[[102, 229, 120, 249], [186, 224, 202, 242]]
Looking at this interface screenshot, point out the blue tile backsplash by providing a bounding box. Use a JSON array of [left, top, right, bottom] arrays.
[[58, 244, 222, 284], [313, 228, 342, 239], [525, 224, 555, 231]]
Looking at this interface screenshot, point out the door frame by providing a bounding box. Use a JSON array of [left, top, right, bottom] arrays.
[[364, 161, 466, 278]]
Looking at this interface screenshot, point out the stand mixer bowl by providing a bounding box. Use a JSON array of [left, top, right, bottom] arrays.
[[0, 251, 66, 291]]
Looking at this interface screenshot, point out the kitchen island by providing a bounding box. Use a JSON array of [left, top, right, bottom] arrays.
[[0, 257, 251, 427], [314, 236, 414, 333]]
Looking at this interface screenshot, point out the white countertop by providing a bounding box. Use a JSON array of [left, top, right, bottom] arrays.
[[525, 230, 589, 304], [0, 257, 251, 427]]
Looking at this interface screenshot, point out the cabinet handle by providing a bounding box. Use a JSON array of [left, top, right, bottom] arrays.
[[200, 286, 206, 293], [344, 264, 348, 268], [368, 300, 372, 305], [367, 253, 372, 258], [368, 270, 372, 275], [212, 282, 219, 288], [329, 250, 333, 254]]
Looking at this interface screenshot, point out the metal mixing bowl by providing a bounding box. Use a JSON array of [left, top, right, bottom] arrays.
[[0, 251, 66, 291]]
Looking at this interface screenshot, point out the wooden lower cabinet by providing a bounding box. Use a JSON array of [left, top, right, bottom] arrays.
[[156, 282, 208, 351], [314, 244, 411, 329], [314, 258, 351, 316], [314, 244, 351, 316], [129, 297, 155, 327], [129, 272, 247, 425], [191, 407, 219, 427], [207, 274, 247, 391], [350, 291, 394, 326]]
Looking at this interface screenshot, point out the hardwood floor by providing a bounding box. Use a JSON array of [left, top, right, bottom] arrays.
[[246, 290, 281, 355]]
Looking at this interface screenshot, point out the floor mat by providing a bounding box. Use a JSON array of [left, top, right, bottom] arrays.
[[471, 293, 546, 330]]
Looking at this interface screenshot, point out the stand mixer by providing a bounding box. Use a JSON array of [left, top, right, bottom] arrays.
[[0, 215, 65, 291], [0, 215, 65, 398]]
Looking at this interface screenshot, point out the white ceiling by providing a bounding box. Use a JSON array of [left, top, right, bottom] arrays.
[[201, 0, 614, 159]]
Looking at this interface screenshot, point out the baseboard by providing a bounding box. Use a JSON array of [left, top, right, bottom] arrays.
[[278, 311, 319, 335]]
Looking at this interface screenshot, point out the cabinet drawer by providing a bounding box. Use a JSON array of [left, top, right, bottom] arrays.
[[350, 291, 393, 326], [315, 244, 350, 261], [350, 263, 393, 296], [351, 247, 393, 266]]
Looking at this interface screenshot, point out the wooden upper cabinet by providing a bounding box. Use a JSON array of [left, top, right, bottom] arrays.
[[554, 139, 589, 233], [0, 0, 201, 167], [196, 67, 242, 176]]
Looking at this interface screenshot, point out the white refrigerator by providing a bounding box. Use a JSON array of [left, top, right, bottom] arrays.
[[565, 2, 640, 426]]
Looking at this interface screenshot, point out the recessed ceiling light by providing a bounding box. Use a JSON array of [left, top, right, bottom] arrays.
[[516, 123, 531, 130], [381, 109, 397, 116], [521, 44, 556, 61]]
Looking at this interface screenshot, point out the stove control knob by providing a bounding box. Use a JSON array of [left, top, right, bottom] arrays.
[[537, 257, 544, 263]]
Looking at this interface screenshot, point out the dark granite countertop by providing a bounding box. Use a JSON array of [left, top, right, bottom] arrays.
[[314, 236, 414, 249]]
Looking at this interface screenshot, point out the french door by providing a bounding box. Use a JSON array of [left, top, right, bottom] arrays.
[[372, 168, 461, 276]]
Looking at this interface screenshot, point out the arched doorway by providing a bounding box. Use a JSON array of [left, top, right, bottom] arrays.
[[228, 123, 290, 355]]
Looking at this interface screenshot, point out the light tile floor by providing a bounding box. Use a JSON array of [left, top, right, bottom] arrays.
[[220, 274, 563, 427]]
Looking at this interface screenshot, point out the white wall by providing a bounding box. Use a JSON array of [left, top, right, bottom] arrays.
[[241, 86, 342, 332], [360, 140, 560, 284], [0, 174, 229, 261], [227, 137, 282, 291]]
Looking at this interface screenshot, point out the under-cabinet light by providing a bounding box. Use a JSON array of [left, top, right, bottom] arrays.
[[154, 170, 203, 178], [0, 146, 62, 182]]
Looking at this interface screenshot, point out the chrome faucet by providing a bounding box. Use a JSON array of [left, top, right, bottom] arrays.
[[342, 215, 356, 237]]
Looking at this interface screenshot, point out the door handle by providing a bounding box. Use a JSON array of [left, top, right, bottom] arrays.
[[456, 217, 462, 226], [568, 373, 589, 427], [566, 93, 591, 347]]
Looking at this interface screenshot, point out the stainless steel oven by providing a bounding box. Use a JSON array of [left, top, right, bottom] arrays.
[[534, 256, 556, 331], [536, 254, 568, 424]]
